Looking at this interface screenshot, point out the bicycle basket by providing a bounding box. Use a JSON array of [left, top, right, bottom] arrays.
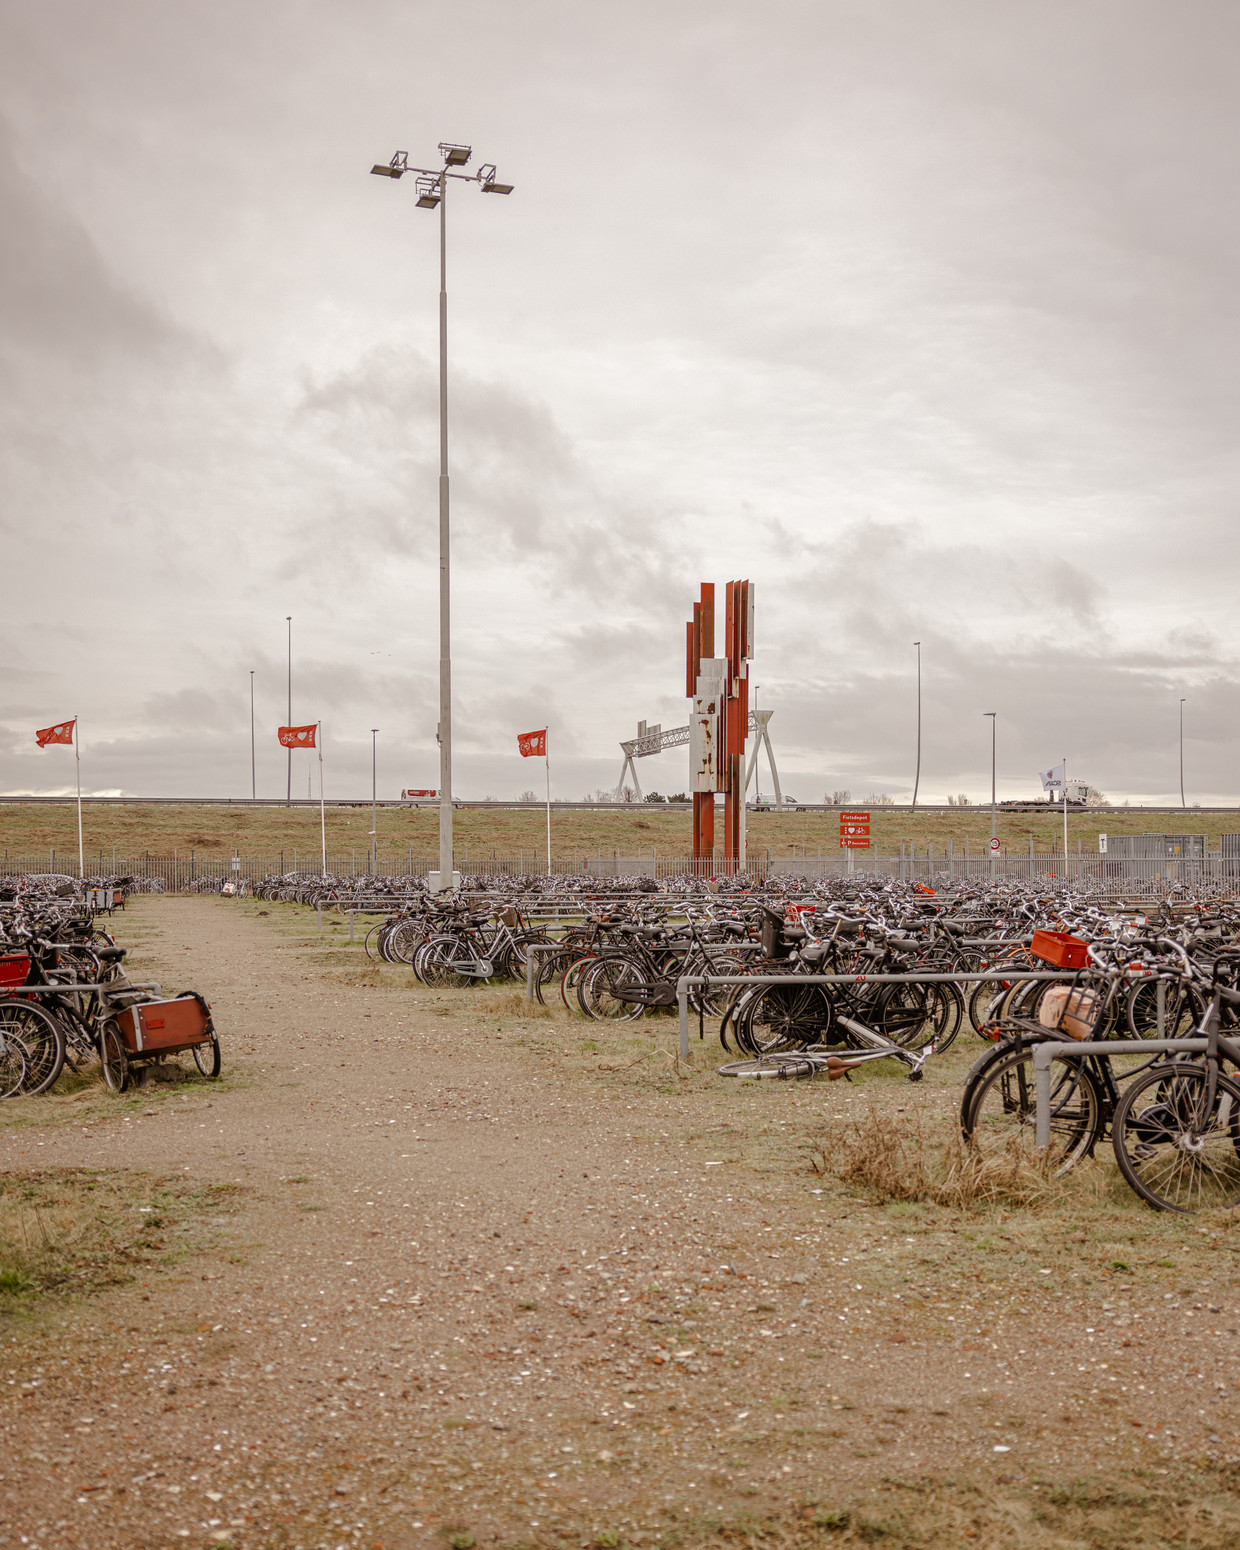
[[1038, 984, 1099, 1040], [1030, 929, 1090, 969], [0, 954, 29, 989]]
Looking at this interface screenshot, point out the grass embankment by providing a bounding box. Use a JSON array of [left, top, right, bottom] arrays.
[[1, 801, 1232, 864]]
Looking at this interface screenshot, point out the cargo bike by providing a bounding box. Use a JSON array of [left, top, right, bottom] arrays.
[[0, 939, 219, 1096]]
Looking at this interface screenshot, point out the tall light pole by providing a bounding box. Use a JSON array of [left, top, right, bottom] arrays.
[[249, 670, 256, 801], [371, 728, 379, 876], [911, 642, 922, 812], [984, 712, 996, 873], [1180, 697, 1186, 809], [285, 616, 293, 806], [371, 142, 514, 891]]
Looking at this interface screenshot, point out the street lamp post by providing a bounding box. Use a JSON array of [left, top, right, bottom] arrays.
[[911, 642, 922, 812], [983, 712, 996, 874], [371, 142, 513, 892], [1180, 698, 1186, 809], [249, 670, 256, 801], [371, 728, 379, 876], [285, 616, 293, 806]]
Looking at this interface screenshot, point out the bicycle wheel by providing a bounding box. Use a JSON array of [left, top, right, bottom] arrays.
[[873, 981, 936, 1049], [969, 977, 1003, 1033], [100, 1019, 130, 1093], [559, 955, 595, 1012], [579, 958, 646, 1021], [927, 981, 965, 1053], [734, 982, 833, 1055], [1125, 980, 1206, 1040], [961, 1042, 1104, 1176], [0, 1032, 28, 1099], [690, 955, 747, 1017], [0, 1001, 65, 1096], [192, 1035, 222, 1079], [384, 921, 425, 966], [1111, 1062, 1240, 1212], [427, 936, 491, 987]]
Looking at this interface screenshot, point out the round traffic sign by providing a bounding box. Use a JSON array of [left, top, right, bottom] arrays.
[[989, 837, 1001, 854]]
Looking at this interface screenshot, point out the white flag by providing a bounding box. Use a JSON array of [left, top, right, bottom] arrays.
[[1039, 762, 1065, 792]]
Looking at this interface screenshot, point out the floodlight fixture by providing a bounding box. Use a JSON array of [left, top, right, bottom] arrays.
[[439, 142, 472, 165], [415, 176, 441, 209], [477, 164, 514, 194], [370, 164, 404, 178]]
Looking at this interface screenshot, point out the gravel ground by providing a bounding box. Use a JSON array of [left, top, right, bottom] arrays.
[[1, 897, 1238, 1550]]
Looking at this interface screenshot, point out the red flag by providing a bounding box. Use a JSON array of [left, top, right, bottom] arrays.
[[517, 728, 546, 758], [278, 724, 317, 749], [35, 719, 75, 748]]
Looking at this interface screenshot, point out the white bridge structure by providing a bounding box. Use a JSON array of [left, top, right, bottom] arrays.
[[616, 711, 783, 805]]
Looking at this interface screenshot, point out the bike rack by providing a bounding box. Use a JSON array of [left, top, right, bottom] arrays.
[[0, 981, 163, 996], [1031, 1036, 1240, 1148]]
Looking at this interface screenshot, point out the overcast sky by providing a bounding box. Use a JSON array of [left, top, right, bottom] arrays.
[[2, 0, 1238, 806]]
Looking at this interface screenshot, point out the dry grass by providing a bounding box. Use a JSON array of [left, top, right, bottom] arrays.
[[603, 1465, 1240, 1550], [0, 799, 1211, 863], [809, 1105, 1058, 1211], [0, 1168, 240, 1315]]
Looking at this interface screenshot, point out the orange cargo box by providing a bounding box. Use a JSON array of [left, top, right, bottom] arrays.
[[114, 995, 211, 1055], [1030, 929, 1090, 969]]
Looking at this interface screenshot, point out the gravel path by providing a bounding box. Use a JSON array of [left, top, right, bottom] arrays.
[[1, 897, 1237, 1550]]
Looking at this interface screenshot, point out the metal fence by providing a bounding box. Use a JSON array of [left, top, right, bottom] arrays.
[[4, 850, 1238, 893]]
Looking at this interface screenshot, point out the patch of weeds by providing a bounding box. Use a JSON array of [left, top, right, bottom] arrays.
[[813, 1509, 850, 1530], [0, 1169, 239, 1321], [516, 1300, 538, 1312], [809, 1105, 1057, 1210]]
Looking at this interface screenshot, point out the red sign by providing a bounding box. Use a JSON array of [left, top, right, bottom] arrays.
[[35, 719, 75, 747], [840, 809, 870, 849], [402, 789, 437, 798], [517, 728, 547, 758], [278, 724, 317, 749]]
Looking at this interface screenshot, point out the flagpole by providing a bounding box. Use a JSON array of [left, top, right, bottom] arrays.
[[1062, 754, 1068, 872], [318, 723, 326, 879], [545, 734, 551, 877], [75, 716, 84, 880]]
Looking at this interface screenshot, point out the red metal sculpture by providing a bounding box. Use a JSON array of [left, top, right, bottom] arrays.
[[687, 580, 753, 868]]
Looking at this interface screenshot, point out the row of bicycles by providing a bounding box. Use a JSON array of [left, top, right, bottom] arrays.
[[0, 898, 219, 1097], [341, 876, 1240, 1211]]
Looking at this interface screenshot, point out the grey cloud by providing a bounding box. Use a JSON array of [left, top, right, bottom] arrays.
[[1, 2, 1238, 808]]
